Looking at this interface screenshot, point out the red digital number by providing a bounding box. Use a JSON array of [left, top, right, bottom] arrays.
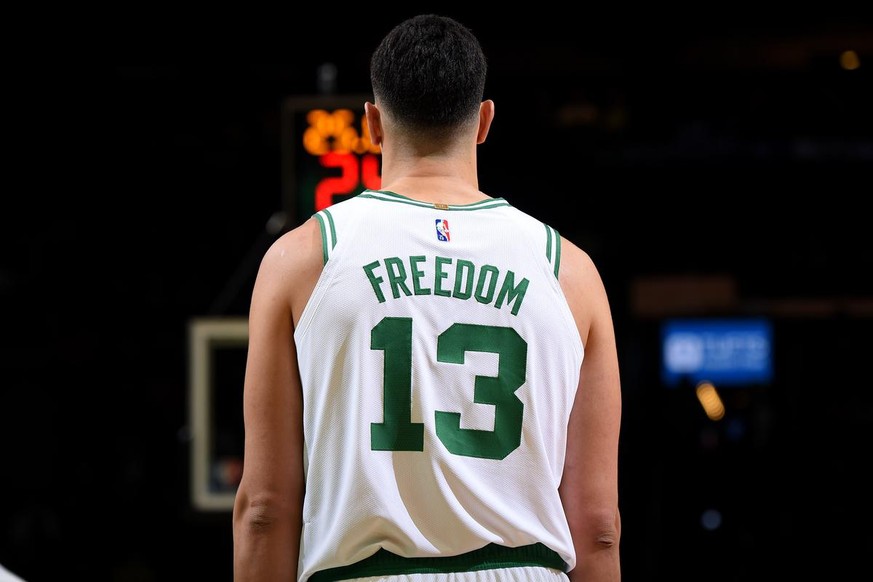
[[314, 152, 382, 211]]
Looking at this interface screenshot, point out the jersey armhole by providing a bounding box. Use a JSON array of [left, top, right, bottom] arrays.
[[543, 223, 561, 278], [314, 209, 337, 266]]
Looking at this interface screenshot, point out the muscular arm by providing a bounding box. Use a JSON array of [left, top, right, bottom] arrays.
[[232, 219, 323, 581], [558, 239, 622, 582]]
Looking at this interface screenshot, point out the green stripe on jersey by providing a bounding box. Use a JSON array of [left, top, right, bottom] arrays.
[[360, 189, 510, 211], [315, 209, 337, 265], [309, 542, 567, 581], [544, 224, 561, 278]]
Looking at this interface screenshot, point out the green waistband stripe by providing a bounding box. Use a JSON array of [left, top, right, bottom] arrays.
[[309, 542, 567, 582]]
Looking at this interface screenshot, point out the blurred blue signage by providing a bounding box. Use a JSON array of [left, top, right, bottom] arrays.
[[661, 319, 773, 387]]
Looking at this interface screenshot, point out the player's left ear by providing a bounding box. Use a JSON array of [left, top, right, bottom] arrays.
[[364, 102, 384, 146], [476, 100, 495, 144]]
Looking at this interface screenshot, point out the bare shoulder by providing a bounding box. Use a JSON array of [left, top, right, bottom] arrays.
[[253, 217, 324, 325], [558, 236, 613, 346], [260, 217, 322, 270], [558, 237, 608, 303]]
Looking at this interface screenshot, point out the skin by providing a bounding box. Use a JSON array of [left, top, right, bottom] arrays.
[[232, 99, 622, 581]]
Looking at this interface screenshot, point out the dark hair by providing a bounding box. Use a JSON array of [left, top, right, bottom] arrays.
[[370, 14, 487, 136]]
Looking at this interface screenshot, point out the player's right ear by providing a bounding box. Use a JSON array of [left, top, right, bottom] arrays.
[[364, 102, 384, 146]]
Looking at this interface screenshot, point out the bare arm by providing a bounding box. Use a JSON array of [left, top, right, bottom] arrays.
[[232, 220, 323, 581], [558, 239, 622, 582]]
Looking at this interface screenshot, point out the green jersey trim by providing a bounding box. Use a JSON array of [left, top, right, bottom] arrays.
[[308, 542, 568, 582], [315, 209, 337, 265], [360, 189, 510, 211], [544, 224, 561, 278]]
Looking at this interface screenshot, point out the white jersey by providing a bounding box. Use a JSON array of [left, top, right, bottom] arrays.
[[294, 190, 584, 581]]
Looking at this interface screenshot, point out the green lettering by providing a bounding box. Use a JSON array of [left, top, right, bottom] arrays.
[[474, 265, 499, 305], [384, 257, 412, 299], [453, 260, 475, 300], [434, 256, 452, 297], [363, 260, 387, 303], [495, 272, 529, 316], [410, 255, 431, 296]]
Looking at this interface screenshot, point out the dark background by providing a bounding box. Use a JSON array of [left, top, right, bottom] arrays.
[[3, 12, 872, 581]]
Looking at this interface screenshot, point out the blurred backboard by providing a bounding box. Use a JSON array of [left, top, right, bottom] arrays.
[[188, 317, 248, 511]]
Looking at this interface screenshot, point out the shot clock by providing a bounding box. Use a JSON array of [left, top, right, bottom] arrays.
[[281, 95, 382, 227]]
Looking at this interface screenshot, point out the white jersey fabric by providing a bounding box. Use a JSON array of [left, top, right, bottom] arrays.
[[294, 190, 584, 581]]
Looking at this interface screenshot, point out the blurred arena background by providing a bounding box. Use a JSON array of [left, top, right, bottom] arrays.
[[2, 12, 872, 581]]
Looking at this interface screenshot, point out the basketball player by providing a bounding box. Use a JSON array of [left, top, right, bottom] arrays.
[[233, 14, 622, 581]]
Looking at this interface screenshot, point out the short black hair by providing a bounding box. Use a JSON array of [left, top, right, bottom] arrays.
[[370, 14, 487, 136]]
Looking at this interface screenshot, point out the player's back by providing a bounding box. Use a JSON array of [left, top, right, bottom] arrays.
[[294, 189, 584, 580]]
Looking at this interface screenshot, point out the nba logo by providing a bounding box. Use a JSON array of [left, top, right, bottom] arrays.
[[435, 219, 450, 242]]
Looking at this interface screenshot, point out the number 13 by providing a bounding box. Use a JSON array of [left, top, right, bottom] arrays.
[[370, 317, 527, 460]]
